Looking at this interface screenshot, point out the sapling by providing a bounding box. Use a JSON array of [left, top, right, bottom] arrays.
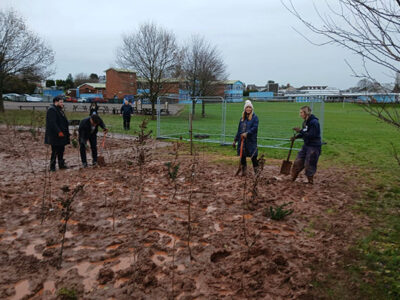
[[165, 141, 181, 201], [58, 184, 84, 268], [265, 202, 294, 221], [186, 148, 199, 262]]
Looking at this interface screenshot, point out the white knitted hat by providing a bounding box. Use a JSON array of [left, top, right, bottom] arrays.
[[244, 100, 253, 110]]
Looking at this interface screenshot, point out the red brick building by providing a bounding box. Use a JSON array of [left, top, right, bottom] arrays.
[[105, 68, 137, 100], [77, 83, 106, 98]]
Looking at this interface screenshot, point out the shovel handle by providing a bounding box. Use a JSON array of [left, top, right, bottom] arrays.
[[286, 138, 295, 161], [101, 133, 107, 149]]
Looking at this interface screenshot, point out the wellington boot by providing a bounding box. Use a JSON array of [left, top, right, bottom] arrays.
[[241, 165, 247, 177], [291, 171, 299, 182], [307, 176, 314, 184]]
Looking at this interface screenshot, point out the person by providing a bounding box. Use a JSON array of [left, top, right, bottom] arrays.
[[78, 114, 108, 167], [120, 99, 133, 130], [232, 100, 259, 175], [89, 102, 98, 116], [45, 96, 70, 171], [291, 105, 322, 184]]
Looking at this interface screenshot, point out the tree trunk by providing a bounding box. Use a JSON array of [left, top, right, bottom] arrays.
[[0, 79, 4, 112], [201, 101, 205, 118], [151, 98, 156, 120], [191, 99, 196, 117]]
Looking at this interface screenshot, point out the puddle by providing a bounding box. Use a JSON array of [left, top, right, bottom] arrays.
[[111, 256, 132, 272], [24, 238, 45, 259], [75, 262, 103, 292], [11, 279, 30, 300]]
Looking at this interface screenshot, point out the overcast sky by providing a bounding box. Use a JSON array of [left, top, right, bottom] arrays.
[[0, 0, 393, 89]]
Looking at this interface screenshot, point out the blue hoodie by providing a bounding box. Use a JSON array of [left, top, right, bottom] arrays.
[[297, 114, 321, 147]]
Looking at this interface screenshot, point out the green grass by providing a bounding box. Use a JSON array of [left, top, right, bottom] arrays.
[[1, 102, 400, 298]]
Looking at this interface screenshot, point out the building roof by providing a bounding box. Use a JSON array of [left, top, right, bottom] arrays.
[[137, 77, 182, 83], [105, 68, 136, 74], [77, 83, 106, 89]]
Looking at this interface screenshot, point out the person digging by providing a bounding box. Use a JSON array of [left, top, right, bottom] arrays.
[[78, 114, 108, 168], [233, 100, 259, 176], [291, 105, 322, 184]]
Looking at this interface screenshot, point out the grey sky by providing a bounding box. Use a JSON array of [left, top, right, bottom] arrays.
[[0, 0, 392, 89]]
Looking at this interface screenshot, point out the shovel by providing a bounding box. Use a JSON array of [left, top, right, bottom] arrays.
[[235, 137, 245, 176], [97, 133, 107, 167], [280, 136, 295, 175]]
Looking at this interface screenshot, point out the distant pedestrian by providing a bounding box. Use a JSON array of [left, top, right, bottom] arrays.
[[89, 102, 98, 116], [45, 96, 70, 171], [232, 100, 259, 175], [78, 114, 108, 167], [120, 99, 133, 130], [291, 106, 322, 184]]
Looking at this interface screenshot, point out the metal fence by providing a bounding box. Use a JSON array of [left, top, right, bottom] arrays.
[[156, 96, 325, 150]]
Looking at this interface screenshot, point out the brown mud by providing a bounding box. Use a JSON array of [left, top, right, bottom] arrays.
[[0, 127, 367, 299]]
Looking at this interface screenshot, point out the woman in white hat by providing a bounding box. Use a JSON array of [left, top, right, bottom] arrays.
[[232, 100, 259, 175]]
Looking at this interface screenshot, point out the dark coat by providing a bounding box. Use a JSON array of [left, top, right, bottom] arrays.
[[296, 114, 321, 147], [89, 103, 98, 116], [44, 105, 70, 146], [235, 113, 259, 157], [78, 116, 106, 141], [120, 104, 133, 116]]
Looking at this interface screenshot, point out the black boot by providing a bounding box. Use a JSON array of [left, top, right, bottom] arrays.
[[241, 165, 247, 176], [307, 176, 314, 184], [59, 160, 69, 169]]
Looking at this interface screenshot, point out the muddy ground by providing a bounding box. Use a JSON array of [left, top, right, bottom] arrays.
[[0, 127, 367, 299]]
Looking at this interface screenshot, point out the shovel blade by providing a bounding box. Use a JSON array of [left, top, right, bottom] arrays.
[[97, 155, 106, 167], [280, 160, 292, 175]]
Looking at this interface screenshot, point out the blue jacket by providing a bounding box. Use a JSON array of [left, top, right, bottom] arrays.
[[235, 113, 258, 157], [297, 114, 321, 147]]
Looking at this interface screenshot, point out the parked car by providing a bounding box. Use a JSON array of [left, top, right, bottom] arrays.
[[64, 96, 78, 103], [24, 94, 42, 102], [77, 97, 87, 103], [3, 93, 21, 101], [90, 97, 108, 103]]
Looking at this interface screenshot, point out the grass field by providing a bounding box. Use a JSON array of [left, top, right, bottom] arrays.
[[1, 102, 400, 298]]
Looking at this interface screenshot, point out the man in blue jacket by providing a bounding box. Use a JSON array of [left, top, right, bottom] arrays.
[[291, 106, 322, 184], [120, 99, 133, 130], [79, 114, 108, 167], [45, 96, 70, 171]]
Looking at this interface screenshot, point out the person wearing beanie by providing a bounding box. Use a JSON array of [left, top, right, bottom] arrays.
[[232, 100, 259, 175], [44, 96, 70, 171]]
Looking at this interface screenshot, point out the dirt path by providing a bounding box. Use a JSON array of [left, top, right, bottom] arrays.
[[0, 128, 367, 299]]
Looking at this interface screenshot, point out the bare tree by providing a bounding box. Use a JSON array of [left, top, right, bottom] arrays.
[[116, 22, 178, 119], [182, 35, 227, 117], [283, 0, 400, 161], [0, 9, 54, 112], [282, 0, 400, 76]]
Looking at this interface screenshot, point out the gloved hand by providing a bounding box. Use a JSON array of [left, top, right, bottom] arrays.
[[232, 141, 236, 149], [103, 128, 109, 134], [290, 136, 296, 142], [58, 132, 64, 137], [293, 127, 301, 133]]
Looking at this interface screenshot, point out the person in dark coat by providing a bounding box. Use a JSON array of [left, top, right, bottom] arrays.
[[232, 100, 259, 175], [45, 96, 70, 171], [291, 105, 322, 184], [79, 114, 108, 167], [120, 99, 133, 130], [89, 102, 98, 116]]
